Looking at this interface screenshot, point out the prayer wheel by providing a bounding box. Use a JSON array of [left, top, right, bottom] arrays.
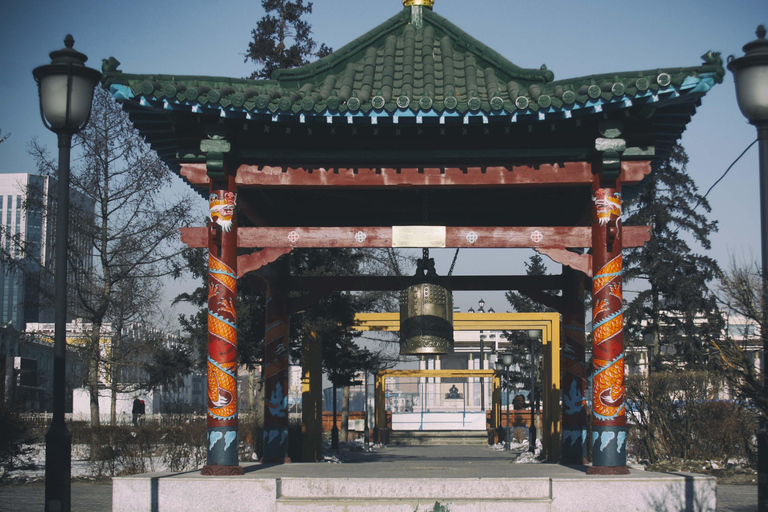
[[399, 257, 454, 355]]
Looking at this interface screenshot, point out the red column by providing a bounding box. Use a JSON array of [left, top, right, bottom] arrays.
[[561, 266, 588, 464], [587, 169, 629, 475], [263, 280, 291, 463], [201, 177, 243, 476]]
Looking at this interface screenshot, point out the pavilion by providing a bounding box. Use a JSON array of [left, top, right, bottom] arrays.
[[101, 0, 723, 482]]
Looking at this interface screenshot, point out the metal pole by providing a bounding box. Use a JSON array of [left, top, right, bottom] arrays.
[[45, 132, 73, 512], [506, 366, 511, 452], [364, 371, 369, 450], [332, 384, 339, 449], [529, 337, 536, 453], [480, 336, 485, 412], [757, 122, 768, 512]]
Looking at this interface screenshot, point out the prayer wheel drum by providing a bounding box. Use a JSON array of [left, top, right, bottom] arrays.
[[399, 257, 454, 355]]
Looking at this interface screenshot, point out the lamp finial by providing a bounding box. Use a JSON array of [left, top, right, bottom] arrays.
[[758, 25, 766, 39], [64, 34, 74, 49]]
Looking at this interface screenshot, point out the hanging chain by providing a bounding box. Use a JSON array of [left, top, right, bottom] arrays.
[[447, 248, 460, 277]]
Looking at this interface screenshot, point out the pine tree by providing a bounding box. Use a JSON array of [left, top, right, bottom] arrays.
[[245, 0, 332, 79], [623, 144, 723, 372], [503, 254, 556, 400]]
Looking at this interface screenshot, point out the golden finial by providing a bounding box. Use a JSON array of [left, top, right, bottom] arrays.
[[403, 0, 435, 8]]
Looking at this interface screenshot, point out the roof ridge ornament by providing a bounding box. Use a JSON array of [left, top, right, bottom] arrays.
[[403, 0, 434, 8]]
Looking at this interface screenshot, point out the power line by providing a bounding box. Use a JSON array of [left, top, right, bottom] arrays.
[[671, 139, 758, 235], [700, 139, 757, 204]]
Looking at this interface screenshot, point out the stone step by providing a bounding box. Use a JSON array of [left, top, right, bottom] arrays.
[[389, 430, 489, 446], [277, 476, 552, 511], [276, 498, 551, 512]]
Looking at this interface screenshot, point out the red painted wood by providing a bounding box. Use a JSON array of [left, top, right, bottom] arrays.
[[238, 248, 292, 276], [537, 248, 592, 277], [179, 161, 651, 188], [180, 164, 209, 186], [181, 225, 651, 250]]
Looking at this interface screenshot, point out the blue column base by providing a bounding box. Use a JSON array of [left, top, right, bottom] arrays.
[[591, 424, 627, 468], [263, 427, 289, 463], [561, 427, 587, 464], [206, 427, 239, 467]]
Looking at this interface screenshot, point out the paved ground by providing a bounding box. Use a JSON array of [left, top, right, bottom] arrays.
[[0, 481, 112, 512], [0, 446, 758, 511], [717, 485, 758, 512]]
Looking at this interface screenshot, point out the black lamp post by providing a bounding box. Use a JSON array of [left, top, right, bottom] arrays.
[[478, 299, 486, 412], [33, 35, 101, 512], [527, 330, 541, 454], [496, 349, 513, 451], [729, 25, 768, 512]]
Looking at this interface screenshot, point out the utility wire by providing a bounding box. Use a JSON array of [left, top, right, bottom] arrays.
[[699, 139, 757, 205], [671, 139, 758, 235]]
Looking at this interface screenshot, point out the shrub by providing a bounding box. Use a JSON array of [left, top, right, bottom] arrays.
[[0, 405, 39, 478]]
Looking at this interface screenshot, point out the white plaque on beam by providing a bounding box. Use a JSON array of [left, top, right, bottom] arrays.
[[392, 226, 446, 248]]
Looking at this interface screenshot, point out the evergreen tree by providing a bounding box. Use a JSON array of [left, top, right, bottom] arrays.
[[245, 0, 332, 79], [503, 254, 556, 400], [623, 144, 723, 371]]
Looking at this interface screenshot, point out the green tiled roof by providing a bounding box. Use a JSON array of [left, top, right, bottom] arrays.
[[101, 6, 724, 118]]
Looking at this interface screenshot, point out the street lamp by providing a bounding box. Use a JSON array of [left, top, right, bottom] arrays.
[[496, 348, 513, 451], [527, 330, 541, 454], [729, 25, 768, 512], [478, 299, 487, 413], [33, 35, 101, 512]]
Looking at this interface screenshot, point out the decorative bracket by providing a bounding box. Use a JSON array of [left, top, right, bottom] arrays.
[[238, 248, 292, 276], [536, 248, 592, 278], [596, 120, 625, 181], [201, 139, 231, 180]]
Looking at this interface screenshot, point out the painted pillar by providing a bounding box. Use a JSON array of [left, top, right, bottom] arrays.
[[468, 353, 474, 406], [374, 372, 386, 443], [201, 171, 243, 475], [561, 266, 588, 464], [588, 153, 630, 475], [301, 331, 322, 462], [491, 373, 501, 430], [263, 281, 291, 463]]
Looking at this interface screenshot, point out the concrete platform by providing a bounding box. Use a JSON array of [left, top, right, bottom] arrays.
[[112, 446, 716, 512]]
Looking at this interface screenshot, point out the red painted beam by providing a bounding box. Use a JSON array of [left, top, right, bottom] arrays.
[[180, 225, 651, 250], [179, 161, 651, 188]]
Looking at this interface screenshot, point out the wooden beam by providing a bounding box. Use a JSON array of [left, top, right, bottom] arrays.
[[286, 275, 564, 292], [179, 161, 651, 188], [238, 248, 292, 276], [180, 225, 652, 250], [537, 248, 592, 277]]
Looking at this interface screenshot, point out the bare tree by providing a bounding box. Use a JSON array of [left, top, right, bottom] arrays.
[[714, 259, 768, 417], [0, 129, 10, 144], [28, 88, 195, 425]]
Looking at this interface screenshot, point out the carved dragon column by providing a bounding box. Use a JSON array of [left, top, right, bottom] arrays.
[[263, 272, 291, 463], [201, 139, 243, 476], [588, 125, 630, 475], [560, 266, 588, 464]]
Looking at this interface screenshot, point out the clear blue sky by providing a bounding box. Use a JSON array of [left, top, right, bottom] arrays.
[[0, 0, 766, 314]]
